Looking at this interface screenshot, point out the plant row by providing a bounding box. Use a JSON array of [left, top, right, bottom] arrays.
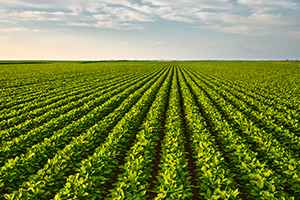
[[0, 64, 154, 121], [104, 66, 173, 199], [50, 67, 171, 200], [0, 67, 164, 167], [148, 68, 193, 199], [0, 67, 169, 198], [177, 67, 241, 199], [0, 70, 141, 125], [0, 70, 150, 140], [182, 66, 300, 197], [180, 66, 293, 199], [185, 66, 300, 134]]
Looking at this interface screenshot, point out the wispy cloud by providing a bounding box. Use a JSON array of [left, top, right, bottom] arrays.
[[0, 0, 299, 36], [0, 3, 152, 30], [238, 0, 297, 10], [194, 12, 295, 35], [0, 27, 28, 32], [52, 35, 86, 41], [142, 0, 231, 9], [192, 1, 299, 36], [0, 27, 68, 33]]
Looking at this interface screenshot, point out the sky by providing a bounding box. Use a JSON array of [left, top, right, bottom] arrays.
[[0, 0, 299, 60]]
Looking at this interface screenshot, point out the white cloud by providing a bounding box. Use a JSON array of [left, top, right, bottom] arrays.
[[0, 27, 69, 34], [0, 27, 28, 32], [160, 14, 193, 23], [0, 10, 79, 23], [194, 6, 299, 35], [101, 6, 153, 22], [0, 2, 153, 30], [238, 0, 297, 9], [0, 0, 299, 35], [157, 7, 197, 23], [142, 0, 229, 8], [52, 35, 85, 41], [67, 21, 144, 30]]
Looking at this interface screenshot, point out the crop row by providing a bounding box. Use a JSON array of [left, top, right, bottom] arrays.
[[0, 66, 158, 142], [181, 66, 300, 198], [104, 66, 173, 199], [0, 68, 161, 169], [185, 66, 300, 133], [180, 66, 296, 199], [51, 66, 171, 200], [0, 64, 155, 120], [1, 61, 299, 199], [0, 62, 162, 111], [1, 66, 170, 199], [0, 72, 146, 131], [177, 67, 240, 199], [186, 62, 300, 112]]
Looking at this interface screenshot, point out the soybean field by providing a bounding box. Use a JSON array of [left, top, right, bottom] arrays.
[[0, 61, 300, 200]]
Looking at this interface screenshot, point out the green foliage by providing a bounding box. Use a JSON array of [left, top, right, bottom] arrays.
[[0, 61, 299, 199]]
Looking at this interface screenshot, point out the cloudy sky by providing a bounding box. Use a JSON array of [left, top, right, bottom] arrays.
[[0, 0, 299, 60]]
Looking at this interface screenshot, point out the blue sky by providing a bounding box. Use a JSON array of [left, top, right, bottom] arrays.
[[0, 0, 299, 60]]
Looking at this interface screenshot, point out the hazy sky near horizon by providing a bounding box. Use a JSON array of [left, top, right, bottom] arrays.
[[0, 0, 299, 60]]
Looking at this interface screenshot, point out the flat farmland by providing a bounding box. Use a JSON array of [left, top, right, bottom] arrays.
[[0, 61, 299, 200]]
